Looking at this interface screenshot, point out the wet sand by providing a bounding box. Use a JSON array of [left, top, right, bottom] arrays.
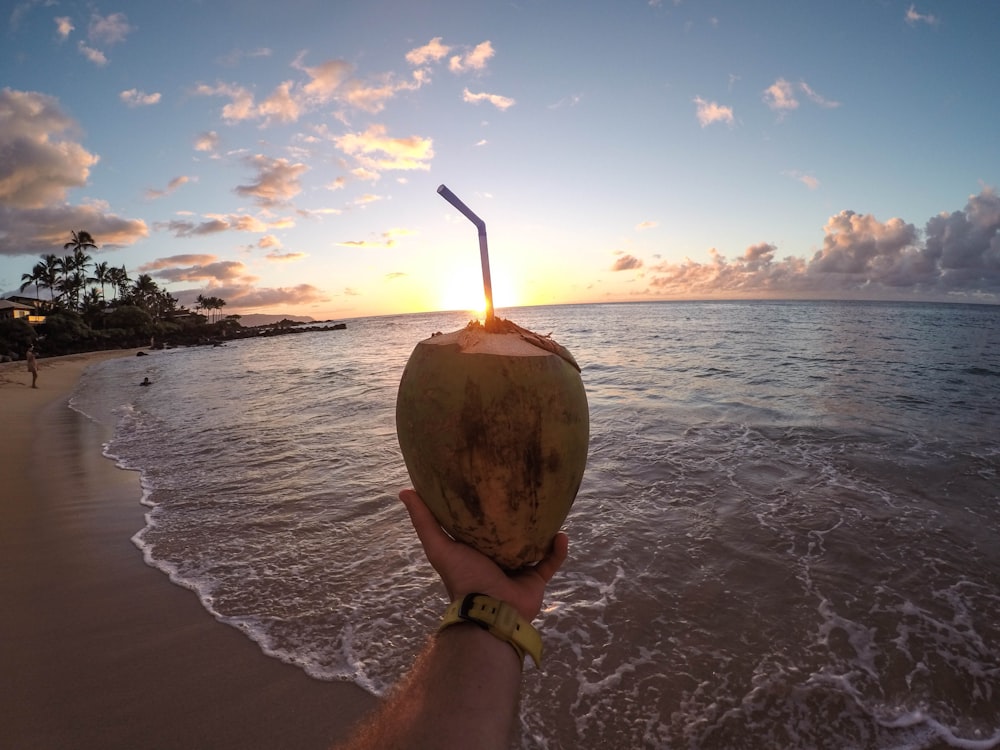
[[0, 351, 376, 749]]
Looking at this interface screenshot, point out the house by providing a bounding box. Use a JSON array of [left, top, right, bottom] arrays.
[[0, 299, 46, 324]]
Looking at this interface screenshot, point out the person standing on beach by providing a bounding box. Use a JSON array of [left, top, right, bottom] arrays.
[[26, 345, 38, 389], [335, 489, 568, 750]]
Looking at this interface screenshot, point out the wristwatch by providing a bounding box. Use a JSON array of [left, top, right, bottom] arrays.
[[439, 593, 543, 668]]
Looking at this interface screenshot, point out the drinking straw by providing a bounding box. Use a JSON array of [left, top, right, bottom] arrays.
[[437, 184, 495, 323]]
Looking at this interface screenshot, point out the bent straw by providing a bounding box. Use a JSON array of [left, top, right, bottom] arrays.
[[437, 184, 494, 324]]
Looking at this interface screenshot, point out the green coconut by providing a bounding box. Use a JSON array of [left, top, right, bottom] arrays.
[[396, 316, 589, 569]]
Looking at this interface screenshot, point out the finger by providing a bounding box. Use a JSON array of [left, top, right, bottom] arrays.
[[399, 489, 452, 552], [531, 531, 569, 584]]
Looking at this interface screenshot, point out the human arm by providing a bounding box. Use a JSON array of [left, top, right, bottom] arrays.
[[335, 489, 568, 750]]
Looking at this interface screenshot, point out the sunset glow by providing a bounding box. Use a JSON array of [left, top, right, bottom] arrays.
[[1, 2, 997, 318]]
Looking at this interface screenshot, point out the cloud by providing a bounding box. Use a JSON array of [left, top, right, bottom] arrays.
[[54, 17, 74, 40], [145, 175, 191, 200], [0, 89, 96, 209], [905, 5, 939, 26], [193, 82, 256, 123], [385, 271, 407, 280], [462, 88, 515, 110], [120, 89, 161, 107], [640, 188, 1000, 301], [636, 220, 659, 231], [265, 250, 306, 262], [149, 259, 253, 284], [334, 124, 434, 173], [217, 47, 273, 67], [612, 254, 644, 271], [235, 155, 308, 206], [763, 79, 840, 118], [296, 55, 424, 114], [194, 131, 220, 152], [0, 88, 147, 256], [449, 41, 495, 73], [156, 213, 270, 237], [298, 58, 353, 100], [693, 96, 734, 127], [139, 254, 218, 271], [172, 282, 328, 311], [783, 170, 820, 190], [337, 228, 411, 248], [548, 94, 583, 110], [0, 202, 148, 256], [406, 37, 451, 66], [88, 12, 133, 45], [257, 80, 300, 125], [77, 41, 108, 66], [196, 54, 426, 125]]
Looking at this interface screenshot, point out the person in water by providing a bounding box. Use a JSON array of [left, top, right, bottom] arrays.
[[335, 489, 568, 750], [140, 377, 151, 386]]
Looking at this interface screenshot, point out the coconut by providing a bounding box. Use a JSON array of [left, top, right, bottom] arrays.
[[396, 316, 589, 569]]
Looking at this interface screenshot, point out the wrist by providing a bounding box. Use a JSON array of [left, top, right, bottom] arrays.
[[438, 593, 543, 668]]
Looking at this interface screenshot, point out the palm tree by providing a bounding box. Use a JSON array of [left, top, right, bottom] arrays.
[[108, 266, 130, 302], [92, 261, 111, 300], [20, 263, 45, 300], [131, 273, 159, 311], [64, 230, 98, 257], [38, 255, 61, 302], [57, 270, 87, 310]]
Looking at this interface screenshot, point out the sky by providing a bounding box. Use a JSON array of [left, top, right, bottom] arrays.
[[2, 0, 999, 320]]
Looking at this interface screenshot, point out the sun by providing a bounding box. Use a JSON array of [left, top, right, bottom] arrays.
[[437, 265, 520, 316]]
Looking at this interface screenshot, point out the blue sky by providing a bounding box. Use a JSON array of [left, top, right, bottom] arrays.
[[2, 0, 998, 319]]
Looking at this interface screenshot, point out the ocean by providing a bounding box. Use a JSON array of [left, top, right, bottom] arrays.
[[69, 300, 1000, 749]]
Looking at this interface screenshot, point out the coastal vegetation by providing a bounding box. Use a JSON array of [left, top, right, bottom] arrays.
[[2, 231, 240, 359]]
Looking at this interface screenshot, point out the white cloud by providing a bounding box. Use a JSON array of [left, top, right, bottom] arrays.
[[0, 90, 148, 255], [0, 89, 98, 210], [905, 5, 939, 26], [194, 131, 220, 152], [145, 175, 191, 200], [612, 254, 644, 271], [334, 124, 434, 173], [77, 41, 108, 66], [54, 17, 74, 40], [235, 155, 308, 207], [763, 79, 840, 118], [693, 96, 734, 127], [406, 37, 451, 66], [449, 41, 495, 73], [642, 188, 1000, 301], [636, 220, 659, 231], [783, 170, 820, 190], [120, 89, 161, 107], [462, 88, 515, 110], [88, 12, 133, 45]]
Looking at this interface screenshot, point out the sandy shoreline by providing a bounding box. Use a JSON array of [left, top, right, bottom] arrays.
[[0, 351, 376, 749]]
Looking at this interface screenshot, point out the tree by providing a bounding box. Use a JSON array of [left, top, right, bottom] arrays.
[[92, 261, 111, 300], [131, 273, 159, 311], [19, 262, 45, 299], [108, 266, 130, 302], [64, 230, 98, 257], [57, 232, 97, 311], [38, 255, 61, 301]]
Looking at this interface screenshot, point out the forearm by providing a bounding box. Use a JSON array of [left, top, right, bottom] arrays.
[[338, 623, 523, 750]]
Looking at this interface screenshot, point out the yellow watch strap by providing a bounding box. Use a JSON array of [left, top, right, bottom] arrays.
[[439, 593, 543, 668]]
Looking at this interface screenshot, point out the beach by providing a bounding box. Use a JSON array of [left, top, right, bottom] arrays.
[[0, 351, 377, 750]]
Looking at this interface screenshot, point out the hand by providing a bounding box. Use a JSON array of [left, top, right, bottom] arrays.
[[399, 489, 568, 621]]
